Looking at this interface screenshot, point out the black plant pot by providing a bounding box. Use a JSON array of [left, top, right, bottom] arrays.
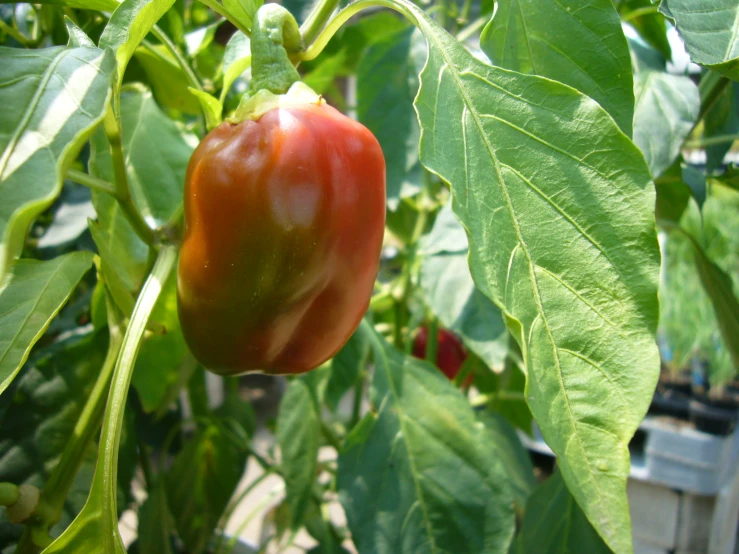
[[689, 395, 738, 436], [650, 387, 691, 420]]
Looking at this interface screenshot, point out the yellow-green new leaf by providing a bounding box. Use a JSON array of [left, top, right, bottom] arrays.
[[99, 0, 178, 91]]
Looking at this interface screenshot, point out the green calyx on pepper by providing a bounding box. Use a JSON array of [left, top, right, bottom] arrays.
[[177, 3, 387, 376]]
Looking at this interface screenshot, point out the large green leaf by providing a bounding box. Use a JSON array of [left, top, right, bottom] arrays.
[[100, 0, 178, 90], [338, 321, 515, 554], [357, 26, 423, 207], [276, 379, 320, 529], [633, 71, 700, 178], [660, 0, 739, 80], [515, 470, 611, 554], [475, 410, 536, 516], [421, 203, 507, 371], [134, 46, 201, 115], [90, 86, 194, 225], [481, 0, 634, 136], [403, 3, 660, 551], [0, 46, 113, 280], [0, 252, 94, 395]]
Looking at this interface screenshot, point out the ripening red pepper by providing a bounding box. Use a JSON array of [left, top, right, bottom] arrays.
[[412, 326, 470, 383], [177, 101, 385, 375], [177, 5, 385, 375]]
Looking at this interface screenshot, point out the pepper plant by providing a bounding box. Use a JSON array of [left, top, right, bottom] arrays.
[[0, 0, 737, 553]]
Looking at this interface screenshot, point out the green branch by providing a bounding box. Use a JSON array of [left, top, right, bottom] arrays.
[[102, 109, 155, 247], [300, 0, 341, 48], [150, 25, 203, 93], [66, 168, 117, 196]]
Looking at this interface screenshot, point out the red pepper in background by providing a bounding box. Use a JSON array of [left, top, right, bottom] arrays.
[[412, 326, 471, 385]]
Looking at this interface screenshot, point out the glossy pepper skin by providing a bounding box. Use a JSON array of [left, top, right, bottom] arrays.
[[177, 102, 386, 375], [412, 326, 470, 383]]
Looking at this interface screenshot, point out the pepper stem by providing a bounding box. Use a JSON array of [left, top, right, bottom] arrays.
[[249, 4, 303, 95]]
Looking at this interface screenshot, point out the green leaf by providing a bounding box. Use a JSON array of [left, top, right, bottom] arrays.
[[516, 470, 611, 554], [481, 0, 634, 136], [223, 0, 262, 33], [0, 252, 94, 395], [475, 410, 536, 516], [324, 330, 369, 412], [633, 71, 700, 178], [165, 422, 248, 553], [99, 0, 178, 90], [0, 45, 114, 280], [0, 0, 120, 11], [189, 88, 222, 130], [620, 0, 672, 61], [692, 239, 739, 371], [421, 203, 508, 371], [703, 81, 739, 170], [357, 27, 423, 208], [276, 379, 320, 528], [660, 0, 739, 80], [404, 3, 661, 551], [473, 352, 533, 434], [90, 86, 195, 226], [89, 219, 138, 317], [282, 0, 318, 25], [136, 480, 173, 554], [221, 31, 251, 103], [133, 46, 201, 114], [64, 18, 94, 48], [338, 321, 515, 554], [628, 35, 667, 74]]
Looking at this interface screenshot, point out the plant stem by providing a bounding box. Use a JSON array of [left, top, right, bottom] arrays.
[[103, 109, 155, 246], [470, 391, 526, 408], [350, 370, 366, 428], [684, 133, 739, 148], [0, 483, 19, 506], [95, 245, 177, 519], [223, 482, 286, 554], [300, 0, 341, 48], [150, 25, 203, 93], [424, 315, 438, 364], [321, 420, 343, 450], [695, 71, 731, 130], [0, 19, 32, 46], [195, 0, 251, 36], [66, 168, 117, 196], [247, 445, 276, 472], [456, 16, 486, 42], [621, 5, 660, 22], [214, 471, 273, 554]]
